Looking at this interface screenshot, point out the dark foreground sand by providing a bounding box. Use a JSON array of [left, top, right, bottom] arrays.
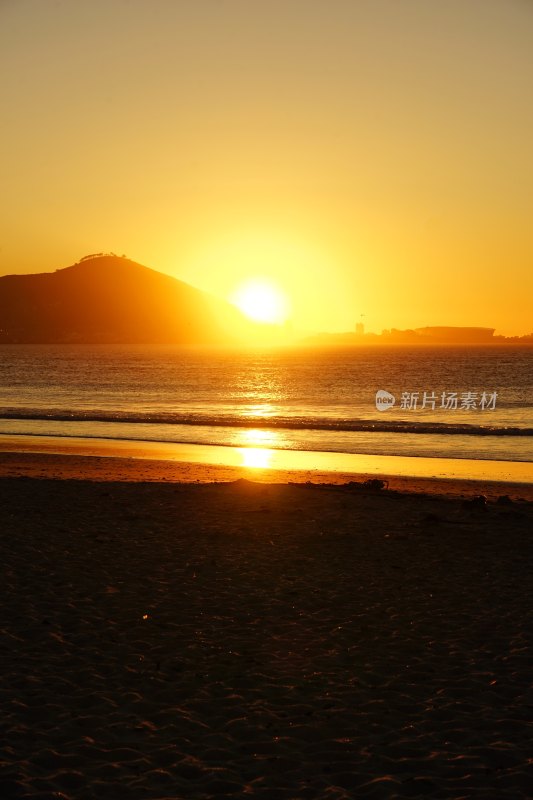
[[1, 464, 532, 798]]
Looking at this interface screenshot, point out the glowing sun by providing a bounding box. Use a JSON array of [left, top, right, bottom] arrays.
[[233, 279, 289, 324]]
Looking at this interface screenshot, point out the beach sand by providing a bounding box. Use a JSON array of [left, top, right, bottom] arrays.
[[1, 457, 532, 798]]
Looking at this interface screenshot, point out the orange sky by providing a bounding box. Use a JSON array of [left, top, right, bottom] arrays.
[[1, 0, 532, 335]]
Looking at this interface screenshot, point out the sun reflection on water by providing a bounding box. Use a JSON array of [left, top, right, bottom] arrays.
[[241, 428, 280, 447], [237, 428, 281, 469], [240, 404, 277, 418], [239, 447, 273, 468]]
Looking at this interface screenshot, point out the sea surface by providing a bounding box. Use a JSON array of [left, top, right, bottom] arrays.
[[0, 344, 531, 463]]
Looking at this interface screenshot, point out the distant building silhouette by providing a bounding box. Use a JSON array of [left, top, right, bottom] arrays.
[[414, 326, 495, 343]]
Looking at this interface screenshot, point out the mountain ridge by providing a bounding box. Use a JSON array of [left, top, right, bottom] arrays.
[[0, 255, 255, 344]]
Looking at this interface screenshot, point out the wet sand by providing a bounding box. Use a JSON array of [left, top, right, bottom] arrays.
[[1, 433, 532, 488], [1, 444, 533, 502], [0, 457, 532, 798]]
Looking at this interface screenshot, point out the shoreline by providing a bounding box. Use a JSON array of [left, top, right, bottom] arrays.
[[1, 433, 532, 499]]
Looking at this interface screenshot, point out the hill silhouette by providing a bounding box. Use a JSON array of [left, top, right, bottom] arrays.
[[0, 255, 259, 344]]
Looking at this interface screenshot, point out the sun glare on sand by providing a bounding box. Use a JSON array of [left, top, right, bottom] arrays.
[[239, 447, 273, 469], [233, 279, 289, 324]]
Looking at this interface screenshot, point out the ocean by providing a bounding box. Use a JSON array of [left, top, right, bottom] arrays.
[[0, 344, 531, 463]]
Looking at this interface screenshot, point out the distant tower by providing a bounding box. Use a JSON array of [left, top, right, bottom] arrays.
[[355, 313, 365, 336]]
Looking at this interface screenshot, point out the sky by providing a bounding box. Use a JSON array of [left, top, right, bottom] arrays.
[[1, 0, 532, 335]]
